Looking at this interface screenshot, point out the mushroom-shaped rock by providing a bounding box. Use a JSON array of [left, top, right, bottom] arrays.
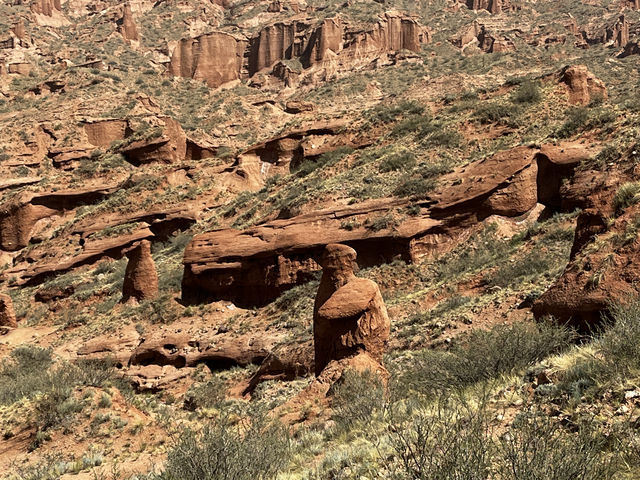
[[122, 240, 158, 303], [313, 244, 390, 376], [0, 294, 17, 328]]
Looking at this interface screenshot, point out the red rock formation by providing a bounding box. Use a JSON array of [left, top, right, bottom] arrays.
[[0, 294, 17, 328], [452, 22, 515, 53], [12, 20, 26, 40], [182, 197, 439, 306], [168, 32, 248, 88], [31, 0, 62, 16], [619, 40, 640, 57], [560, 65, 607, 105], [285, 100, 314, 114], [84, 119, 132, 147], [118, 4, 139, 43], [183, 142, 589, 307], [120, 117, 186, 165], [249, 22, 299, 75], [608, 15, 629, 48], [0, 185, 119, 251], [122, 240, 158, 303], [301, 18, 344, 68], [342, 13, 425, 58], [231, 120, 373, 185], [313, 244, 390, 376], [170, 13, 427, 86], [466, 0, 510, 13], [128, 332, 270, 369]]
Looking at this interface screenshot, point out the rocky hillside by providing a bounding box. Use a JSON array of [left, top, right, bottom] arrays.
[[3, 0, 640, 478]]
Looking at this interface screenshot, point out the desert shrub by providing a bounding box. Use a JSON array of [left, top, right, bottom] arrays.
[[562, 298, 640, 396], [393, 322, 573, 397], [421, 128, 463, 148], [379, 150, 417, 172], [474, 102, 520, 125], [330, 369, 385, 430], [389, 402, 620, 480], [365, 214, 397, 231], [393, 176, 437, 198], [388, 400, 492, 480], [511, 80, 542, 104], [391, 115, 435, 137], [370, 101, 425, 124], [0, 346, 53, 405], [556, 106, 616, 138], [613, 182, 640, 215], [488, 250, 552, 287], [183, 377, 226, 411], [295, 146, 353, 177], [495, 411, 617, 480], [0, 346, 117, 410], [157, 413, 290, 480], [434, 226, 510, 280]]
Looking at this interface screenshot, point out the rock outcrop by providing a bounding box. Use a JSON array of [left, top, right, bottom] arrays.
[[84, 119, 132, 147], [452, 22, 515, 53], [313, 244, 389, 376], [560, 65, 608, 105], [466, 0, 511, 14], [183, 142, 593, 307], [168, 32, 248, 88], [118, 4, 139, 43], [169, 13, 428, 87], [0, 184, 119, 251], [122, 240, 158, 303], [30, 0, 62, 17], [231, 120, 374, 187], [619, 40, 640, 57], [30, 0, 69, 26], [0, 294, 17, 328], [129, 332, 270, 370], [182, 197, 439, 306], [120, 117, 186, 166]]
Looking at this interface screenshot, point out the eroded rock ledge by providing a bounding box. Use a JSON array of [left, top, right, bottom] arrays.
[[183, 142, 597, 306]]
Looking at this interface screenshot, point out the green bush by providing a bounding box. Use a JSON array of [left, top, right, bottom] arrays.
[[613, 182, 640, 216], [389, 403, 618, 480], [393, 176, 437, 198], [511, 80, 542, 104], [495, 411, 617, 480], [294, 147, 353, 177], [388, 400, 492, 480], [556, 106, 616, 138], [474, 102, 520, 125], [157, 413, 290, 480], [330, 369, 385, 430], [379, 151, 417, 172], [393, 321, 573, 397]]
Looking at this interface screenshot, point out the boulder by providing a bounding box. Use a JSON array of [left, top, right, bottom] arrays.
[[122, 240, 158, 303], [0, 294, 17, 328], [560, 65, 607, 105], [313, 244, 390, 376]]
